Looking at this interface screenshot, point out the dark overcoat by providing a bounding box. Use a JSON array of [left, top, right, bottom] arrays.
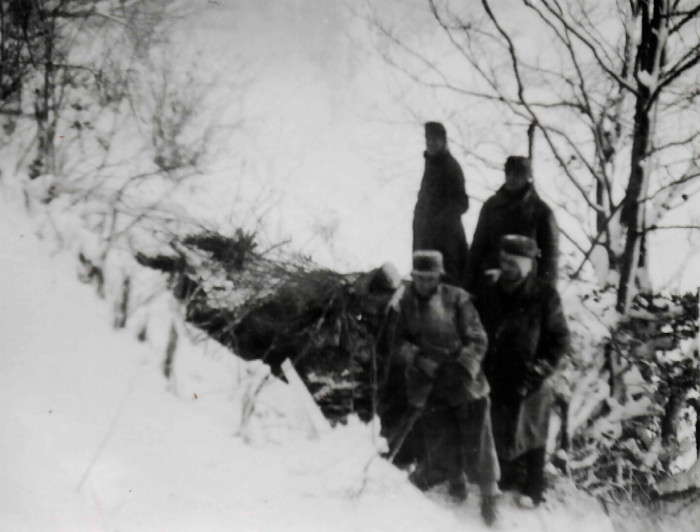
[[392, 283, 500, 488], [412, 150, 469, 287], [394, 283, 489, 406], [466, 184, 558, 294], [476, 275, 569, 458]]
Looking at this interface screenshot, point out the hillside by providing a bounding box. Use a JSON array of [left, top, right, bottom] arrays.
[[1, 1, 699, 531], [0, 199, 619, 532]]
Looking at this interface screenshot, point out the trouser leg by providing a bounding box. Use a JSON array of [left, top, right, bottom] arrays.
[[498, 456, 521, 491], [456, 397, 500, 496], [409, 405, 453, 490], [523, 447, 547, 504], [415, 402, 468, 500]]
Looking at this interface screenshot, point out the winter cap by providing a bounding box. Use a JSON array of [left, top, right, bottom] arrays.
[[411, 250, 445, 276], [499, 234, 540, 259], [369, 262, 402, 292], [424, 121, 447, 140], [505, 156, 533, 181]]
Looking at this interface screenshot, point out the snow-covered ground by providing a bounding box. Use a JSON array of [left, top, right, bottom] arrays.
[[0, 195, 619, 532], [1, 1, 697, 531]]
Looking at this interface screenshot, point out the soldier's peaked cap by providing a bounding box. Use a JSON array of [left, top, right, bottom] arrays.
[[500, 234, 540, 259], [412, 250, 445, 275], [424, 121, 446, 139]]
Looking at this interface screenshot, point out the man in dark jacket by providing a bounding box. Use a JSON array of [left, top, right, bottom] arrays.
[[466, 156, 558, 296], [393, 250, 499, 525], [413, 122, 470, 288], [475, 235, 569, 507]]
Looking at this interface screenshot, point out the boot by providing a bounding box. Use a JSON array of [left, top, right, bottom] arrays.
[[447, 474, 467, 503], [408, 462, 446, 491], [480, 495, 499, 526], [523, 447, 546, 506], [498, 455, 525, 492]]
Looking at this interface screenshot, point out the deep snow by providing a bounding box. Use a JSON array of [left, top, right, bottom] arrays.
[[0, 197, 619, 532], [1, 1, 696, 530]]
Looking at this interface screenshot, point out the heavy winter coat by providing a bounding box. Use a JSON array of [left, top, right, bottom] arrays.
[[394, 283, 489, 406], [466, 184, 558, 294], [476, 275, 569, 458], [413, 150, 469, 287]]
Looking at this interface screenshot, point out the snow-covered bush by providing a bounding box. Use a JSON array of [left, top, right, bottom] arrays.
[[560, 284, 699, 502]]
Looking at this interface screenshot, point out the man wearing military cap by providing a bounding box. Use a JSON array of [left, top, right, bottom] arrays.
[[475, 235, 569, 508], [391, 249, 500, 525], [466, 155, 559, 296], [412, 122, 470, 288]]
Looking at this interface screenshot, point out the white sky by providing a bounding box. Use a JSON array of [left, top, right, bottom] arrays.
[[162, 0, 699, 291]]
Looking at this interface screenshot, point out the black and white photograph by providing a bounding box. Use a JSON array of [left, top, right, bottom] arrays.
[[1, 1, 699, 530]]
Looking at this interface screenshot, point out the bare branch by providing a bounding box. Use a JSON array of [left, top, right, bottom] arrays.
[[645, 224, 700, 232], [554, 9, 616, 199], [559, 221, 589, 256], [481, 0, 605, 214], [650, 131, 700, 155], [481, 0, 527, 103], [569, 0, 621, 65], [571, 199, 627, 279], [525, 0, 641, 95], [668, 3, 700, 34], [646, 169, 700, 203], [653, 48, 700, 99]]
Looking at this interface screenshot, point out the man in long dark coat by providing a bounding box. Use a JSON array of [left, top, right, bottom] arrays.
[[393, 250, 499, 525], [466, 156, 558, 296], [475, 235, 569, 507], [413, 122, 470, 288]]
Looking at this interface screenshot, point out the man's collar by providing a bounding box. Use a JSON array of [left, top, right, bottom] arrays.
[[493, 182, 535, 204], [498, 273, 537, 297], [410, 282, 440, 300], [424, 149, 449, 161]]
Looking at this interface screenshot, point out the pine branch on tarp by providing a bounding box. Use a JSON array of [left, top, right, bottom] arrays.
[[135, 229, 399, 424]]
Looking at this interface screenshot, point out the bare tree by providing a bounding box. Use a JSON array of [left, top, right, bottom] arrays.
[[0, 1, 232, 335], [0, 1, 187, 177], [366, 0, 700, 313]]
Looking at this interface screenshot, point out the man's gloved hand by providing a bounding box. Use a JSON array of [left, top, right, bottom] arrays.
[[484, 269, 501, 283], [415, 355, 440, 379], [515, 383, 531, 398], [454, 348, 480, 380], [516, 372, 538, 398], [398, 343, 420, 367], [517, 360, 554, 397], [420, 342, 457, 365]]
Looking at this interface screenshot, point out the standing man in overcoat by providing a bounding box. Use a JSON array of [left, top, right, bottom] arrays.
[[413, 122, 470, 288], [466, 156, 558, 296], [393, 250, 500, 525], [476, 235, 569, 507]]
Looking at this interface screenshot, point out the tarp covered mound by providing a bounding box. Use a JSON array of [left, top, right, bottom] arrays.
[[136, 230, 400, 423]]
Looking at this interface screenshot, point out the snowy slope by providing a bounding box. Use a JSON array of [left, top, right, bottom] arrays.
[[0, 203, 618, 531], [0, 1, 681, 530]]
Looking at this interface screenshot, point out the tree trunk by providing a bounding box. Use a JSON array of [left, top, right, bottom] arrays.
[[617, 91, 649, 312], [695, 401, 700, 457], [697, 405, 700, 456], [616, 0, 667, 313]]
